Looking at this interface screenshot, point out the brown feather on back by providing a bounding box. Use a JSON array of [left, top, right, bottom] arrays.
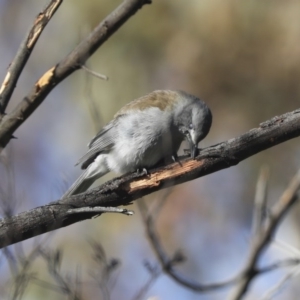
[[115, 90, 178, 117]]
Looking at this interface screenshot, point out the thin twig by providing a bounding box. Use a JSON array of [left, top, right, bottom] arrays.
[[138, 200, 238, 291], [88, 239, 120, 300], [39, 249, 82, 299], [258, 258, 300, 274], [1, 109, 300, 247], [0, 0, 63, 115], [229, 170, 300, 300], [32, 278, 65, 294], [2, 247, 18, 275], [273, 239, 300, 257], [81, 65, 108, 81], [252, 165, 269, 237], [9, 239, 45, 299], [138, 171, 300, 295], [0, 0, 152, 150], [67, 206, 134, 215], [262, 265, 300, 300], [132, 261, 161, 300]]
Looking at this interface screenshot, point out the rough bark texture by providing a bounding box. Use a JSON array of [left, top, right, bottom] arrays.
[[0, 0, 63, 116], [0, 0, 151, 151], [0, 108, 299, 248]]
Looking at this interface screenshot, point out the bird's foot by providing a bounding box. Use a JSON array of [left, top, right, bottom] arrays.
[[171, 153, 178, 162], [171, 153, 182, 167], [136, 168, 148, 176]]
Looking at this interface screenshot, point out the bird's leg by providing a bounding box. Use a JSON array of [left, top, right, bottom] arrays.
[[136, 167, 148, 176], [171, 153, 178, 162], [171, 153, 182, 166]]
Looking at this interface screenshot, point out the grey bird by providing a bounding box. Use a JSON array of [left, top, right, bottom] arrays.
[[63, 90, 212, 198]]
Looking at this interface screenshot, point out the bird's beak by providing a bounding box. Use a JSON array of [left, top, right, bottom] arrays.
[[189, 140, 197, 159], [186, 129, 198, 159]]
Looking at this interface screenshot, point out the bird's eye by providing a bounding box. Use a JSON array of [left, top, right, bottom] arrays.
[[189, 123, 193, 129]]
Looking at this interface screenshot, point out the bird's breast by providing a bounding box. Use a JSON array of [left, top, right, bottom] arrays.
[[105, 108, 183, 173]]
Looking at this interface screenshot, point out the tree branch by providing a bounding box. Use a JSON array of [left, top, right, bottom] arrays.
[[0, 108, 299, 248], [80, 65, 108, 81], [229, 169, 300, 299], [0, 0, 151, 151], [138, 199, 238, 291], [0, 0, 63, 116], [138, 167, 300, 295], [251, 166, 269, 237]]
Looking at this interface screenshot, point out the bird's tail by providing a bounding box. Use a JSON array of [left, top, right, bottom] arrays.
[[62, 164, 109, 198]]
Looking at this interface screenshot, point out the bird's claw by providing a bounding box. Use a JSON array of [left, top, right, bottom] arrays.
[[171, 154, 178, 163], [136, 168, 148, 176], [171, 154, 182, 166]]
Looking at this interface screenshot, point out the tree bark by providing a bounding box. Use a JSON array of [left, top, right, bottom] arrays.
[[0, 108, 299, 248], [0, 0, 151, 150]]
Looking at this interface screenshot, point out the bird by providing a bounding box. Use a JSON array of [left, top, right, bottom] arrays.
[[62, 90, 212, 198]]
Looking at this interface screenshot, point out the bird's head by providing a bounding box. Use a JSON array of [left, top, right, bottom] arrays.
[[175, 92, 212, 159]]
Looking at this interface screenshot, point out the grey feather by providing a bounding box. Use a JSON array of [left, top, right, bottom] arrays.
[[62, 90, 212, 199], [76, 122, 116, 169], [63, 156, 109, 198], [88, 121, 116, 148], [62, 169, 95, 198]]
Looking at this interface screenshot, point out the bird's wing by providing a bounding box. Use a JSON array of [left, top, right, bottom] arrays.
[[77, 90, 178, 169], [114, 90, 178, 116], [76, 122, 116, 169], [88, 121, 115, 148]]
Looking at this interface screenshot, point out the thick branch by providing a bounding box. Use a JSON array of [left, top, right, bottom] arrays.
[[0, 108, 299, 248], [0, 0, 151, 150], [0, 0, 63, 115]]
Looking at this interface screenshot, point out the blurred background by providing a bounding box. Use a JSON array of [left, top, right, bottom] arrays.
[[0, 0, 300, 299]]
